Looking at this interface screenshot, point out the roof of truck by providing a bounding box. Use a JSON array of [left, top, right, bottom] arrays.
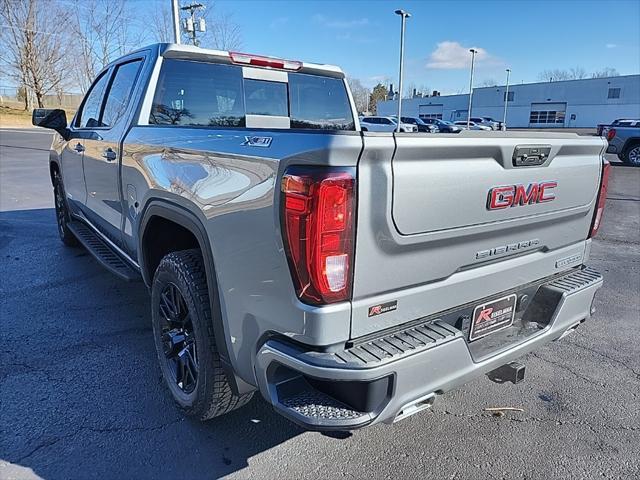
[[148, 43, 345, 78]]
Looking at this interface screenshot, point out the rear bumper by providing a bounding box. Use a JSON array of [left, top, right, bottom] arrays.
[[254, 267, 603, 430]]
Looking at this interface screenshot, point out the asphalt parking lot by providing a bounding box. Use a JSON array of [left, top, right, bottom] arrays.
[[1, 128, 639, 480]]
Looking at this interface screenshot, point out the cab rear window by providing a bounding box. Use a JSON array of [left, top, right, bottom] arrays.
[[149, 59, 354, 131]]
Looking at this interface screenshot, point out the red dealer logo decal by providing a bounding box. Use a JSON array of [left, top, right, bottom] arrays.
[[487, 181, 557, 210]]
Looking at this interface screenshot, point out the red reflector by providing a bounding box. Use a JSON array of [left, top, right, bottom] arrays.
[[606, 128, 616, 141], [229, 51, 302, 71], [281, 167, 356, 304], [589, 160, 610, 238]]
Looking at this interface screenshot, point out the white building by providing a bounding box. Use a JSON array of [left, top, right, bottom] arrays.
[[377, 74, 640, 128]]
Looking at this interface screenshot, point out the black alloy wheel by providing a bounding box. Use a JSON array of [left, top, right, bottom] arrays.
[[53, 171, 79, 246], [158, 282, 199, 394]]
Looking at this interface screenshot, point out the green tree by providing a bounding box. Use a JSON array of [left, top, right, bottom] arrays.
[[368, 83, 388, 115]]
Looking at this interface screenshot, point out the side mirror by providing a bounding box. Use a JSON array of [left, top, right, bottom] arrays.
[[32, 108, 70, 140]]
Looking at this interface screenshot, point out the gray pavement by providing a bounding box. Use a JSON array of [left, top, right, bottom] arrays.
[[1, 128, 639, 480]]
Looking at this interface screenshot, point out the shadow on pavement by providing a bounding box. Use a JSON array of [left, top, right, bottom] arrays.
[[0, 208, 305, 479]]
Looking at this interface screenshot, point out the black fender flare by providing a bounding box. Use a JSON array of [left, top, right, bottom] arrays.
[[138, 199, 253, 394]]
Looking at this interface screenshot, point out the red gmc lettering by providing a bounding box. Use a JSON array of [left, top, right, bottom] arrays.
[[489, 186, 515, 209], [537, 181, 557, 203], [488, 181, 557, 210], [513, 184, 539, 205]]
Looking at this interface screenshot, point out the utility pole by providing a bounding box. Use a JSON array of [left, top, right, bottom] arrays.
[[502, 68, 511, 131], [394, 9, 411, 132], [466, 48, 477, 129], [181, 2, 206, 46], [171, 0, 181, 44]]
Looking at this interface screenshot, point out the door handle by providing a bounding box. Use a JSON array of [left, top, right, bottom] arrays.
[[102, 148, 117, 162], [73, 143, 85, 153]]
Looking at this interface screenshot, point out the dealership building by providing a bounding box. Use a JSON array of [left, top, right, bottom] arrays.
[[377, 74, 640, 128]]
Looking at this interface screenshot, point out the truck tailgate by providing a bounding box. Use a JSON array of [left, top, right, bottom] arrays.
[[351, 132, 606, 338]]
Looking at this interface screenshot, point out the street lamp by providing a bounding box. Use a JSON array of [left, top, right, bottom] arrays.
[[466, 48, 477, 129], [394, 9, 411, 132], [502, 68, 511, 131]]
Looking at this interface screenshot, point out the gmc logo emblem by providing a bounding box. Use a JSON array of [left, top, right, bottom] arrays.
[[487, 181, 557, 210]]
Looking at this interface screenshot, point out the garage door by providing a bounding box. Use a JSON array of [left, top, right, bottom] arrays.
[[529, 102, 566, 127], [418, 104, 443, 119]]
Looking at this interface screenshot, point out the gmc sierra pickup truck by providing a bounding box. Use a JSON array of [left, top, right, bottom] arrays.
[[33, 43, 608, 430]]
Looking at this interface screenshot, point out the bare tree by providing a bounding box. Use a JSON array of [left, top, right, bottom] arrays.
[[417, 84, 432, 96], [479, 78, 498, 87], [203, 9, 242, 50], [538, 69, 570, 82], [69, 0, 147, 93], [152, 3, 173, 43], [592, 67, 619, 78], [569, 66, 588, 79], [538, 67, 590, 82], [347, 77, 370, 114], [0, 0, 72, 108]]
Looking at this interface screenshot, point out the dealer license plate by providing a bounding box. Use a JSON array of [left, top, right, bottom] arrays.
[[469, 293, 517, 341]]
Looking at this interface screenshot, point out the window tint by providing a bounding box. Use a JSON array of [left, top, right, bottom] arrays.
[[289, 73, 354, 130], [102, 60, 142, 128], [607, 87, 621, 99], [150, 59, 245, 127], [149, 59, 354, 131], [244, 79, 288, 116], [77, 71, 110, 128]]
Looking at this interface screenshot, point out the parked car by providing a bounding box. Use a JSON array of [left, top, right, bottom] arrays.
[[470, 117, 501, 130], [454, 120, 492, 131], [33, 43, 606, 431], [419, 118, 462, 133], [599, 119, 639, 138], [360, 116, 416, 132], [392, 116, 438, 133], [606, 121, 640, 165]]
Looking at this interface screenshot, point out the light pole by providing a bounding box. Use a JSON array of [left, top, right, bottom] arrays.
[[394, 9, 411, 132], [171, 0, 181, 44], [466, 48, 477, 129], [502, 68, 511, 131]]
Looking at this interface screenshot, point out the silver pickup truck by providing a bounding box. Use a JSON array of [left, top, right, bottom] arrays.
[[33, 43, 608, 430]]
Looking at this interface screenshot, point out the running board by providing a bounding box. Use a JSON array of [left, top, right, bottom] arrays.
[[67, 221, 141, 282]]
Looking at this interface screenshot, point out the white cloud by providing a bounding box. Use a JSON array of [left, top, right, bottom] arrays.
[[313, 14, 370, 28], [606, 43, 617, 49], [426, 41, 496, 69]]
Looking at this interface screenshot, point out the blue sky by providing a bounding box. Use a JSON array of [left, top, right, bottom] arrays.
[[210, 0, 639, 94]]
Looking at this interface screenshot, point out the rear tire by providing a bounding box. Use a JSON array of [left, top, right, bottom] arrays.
[[151, 249, 253, 420], [52, 170, 79, 247], [622, 143, 640, 166]]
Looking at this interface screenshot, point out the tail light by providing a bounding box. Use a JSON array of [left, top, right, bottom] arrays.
[[229, 52, 302, 71], [606, 128, 616, 141], [589, 159, 611, 238], [281, 167, 356, 305]]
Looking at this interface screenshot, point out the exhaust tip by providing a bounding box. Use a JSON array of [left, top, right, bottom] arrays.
[[394, 393, 435, 423]]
